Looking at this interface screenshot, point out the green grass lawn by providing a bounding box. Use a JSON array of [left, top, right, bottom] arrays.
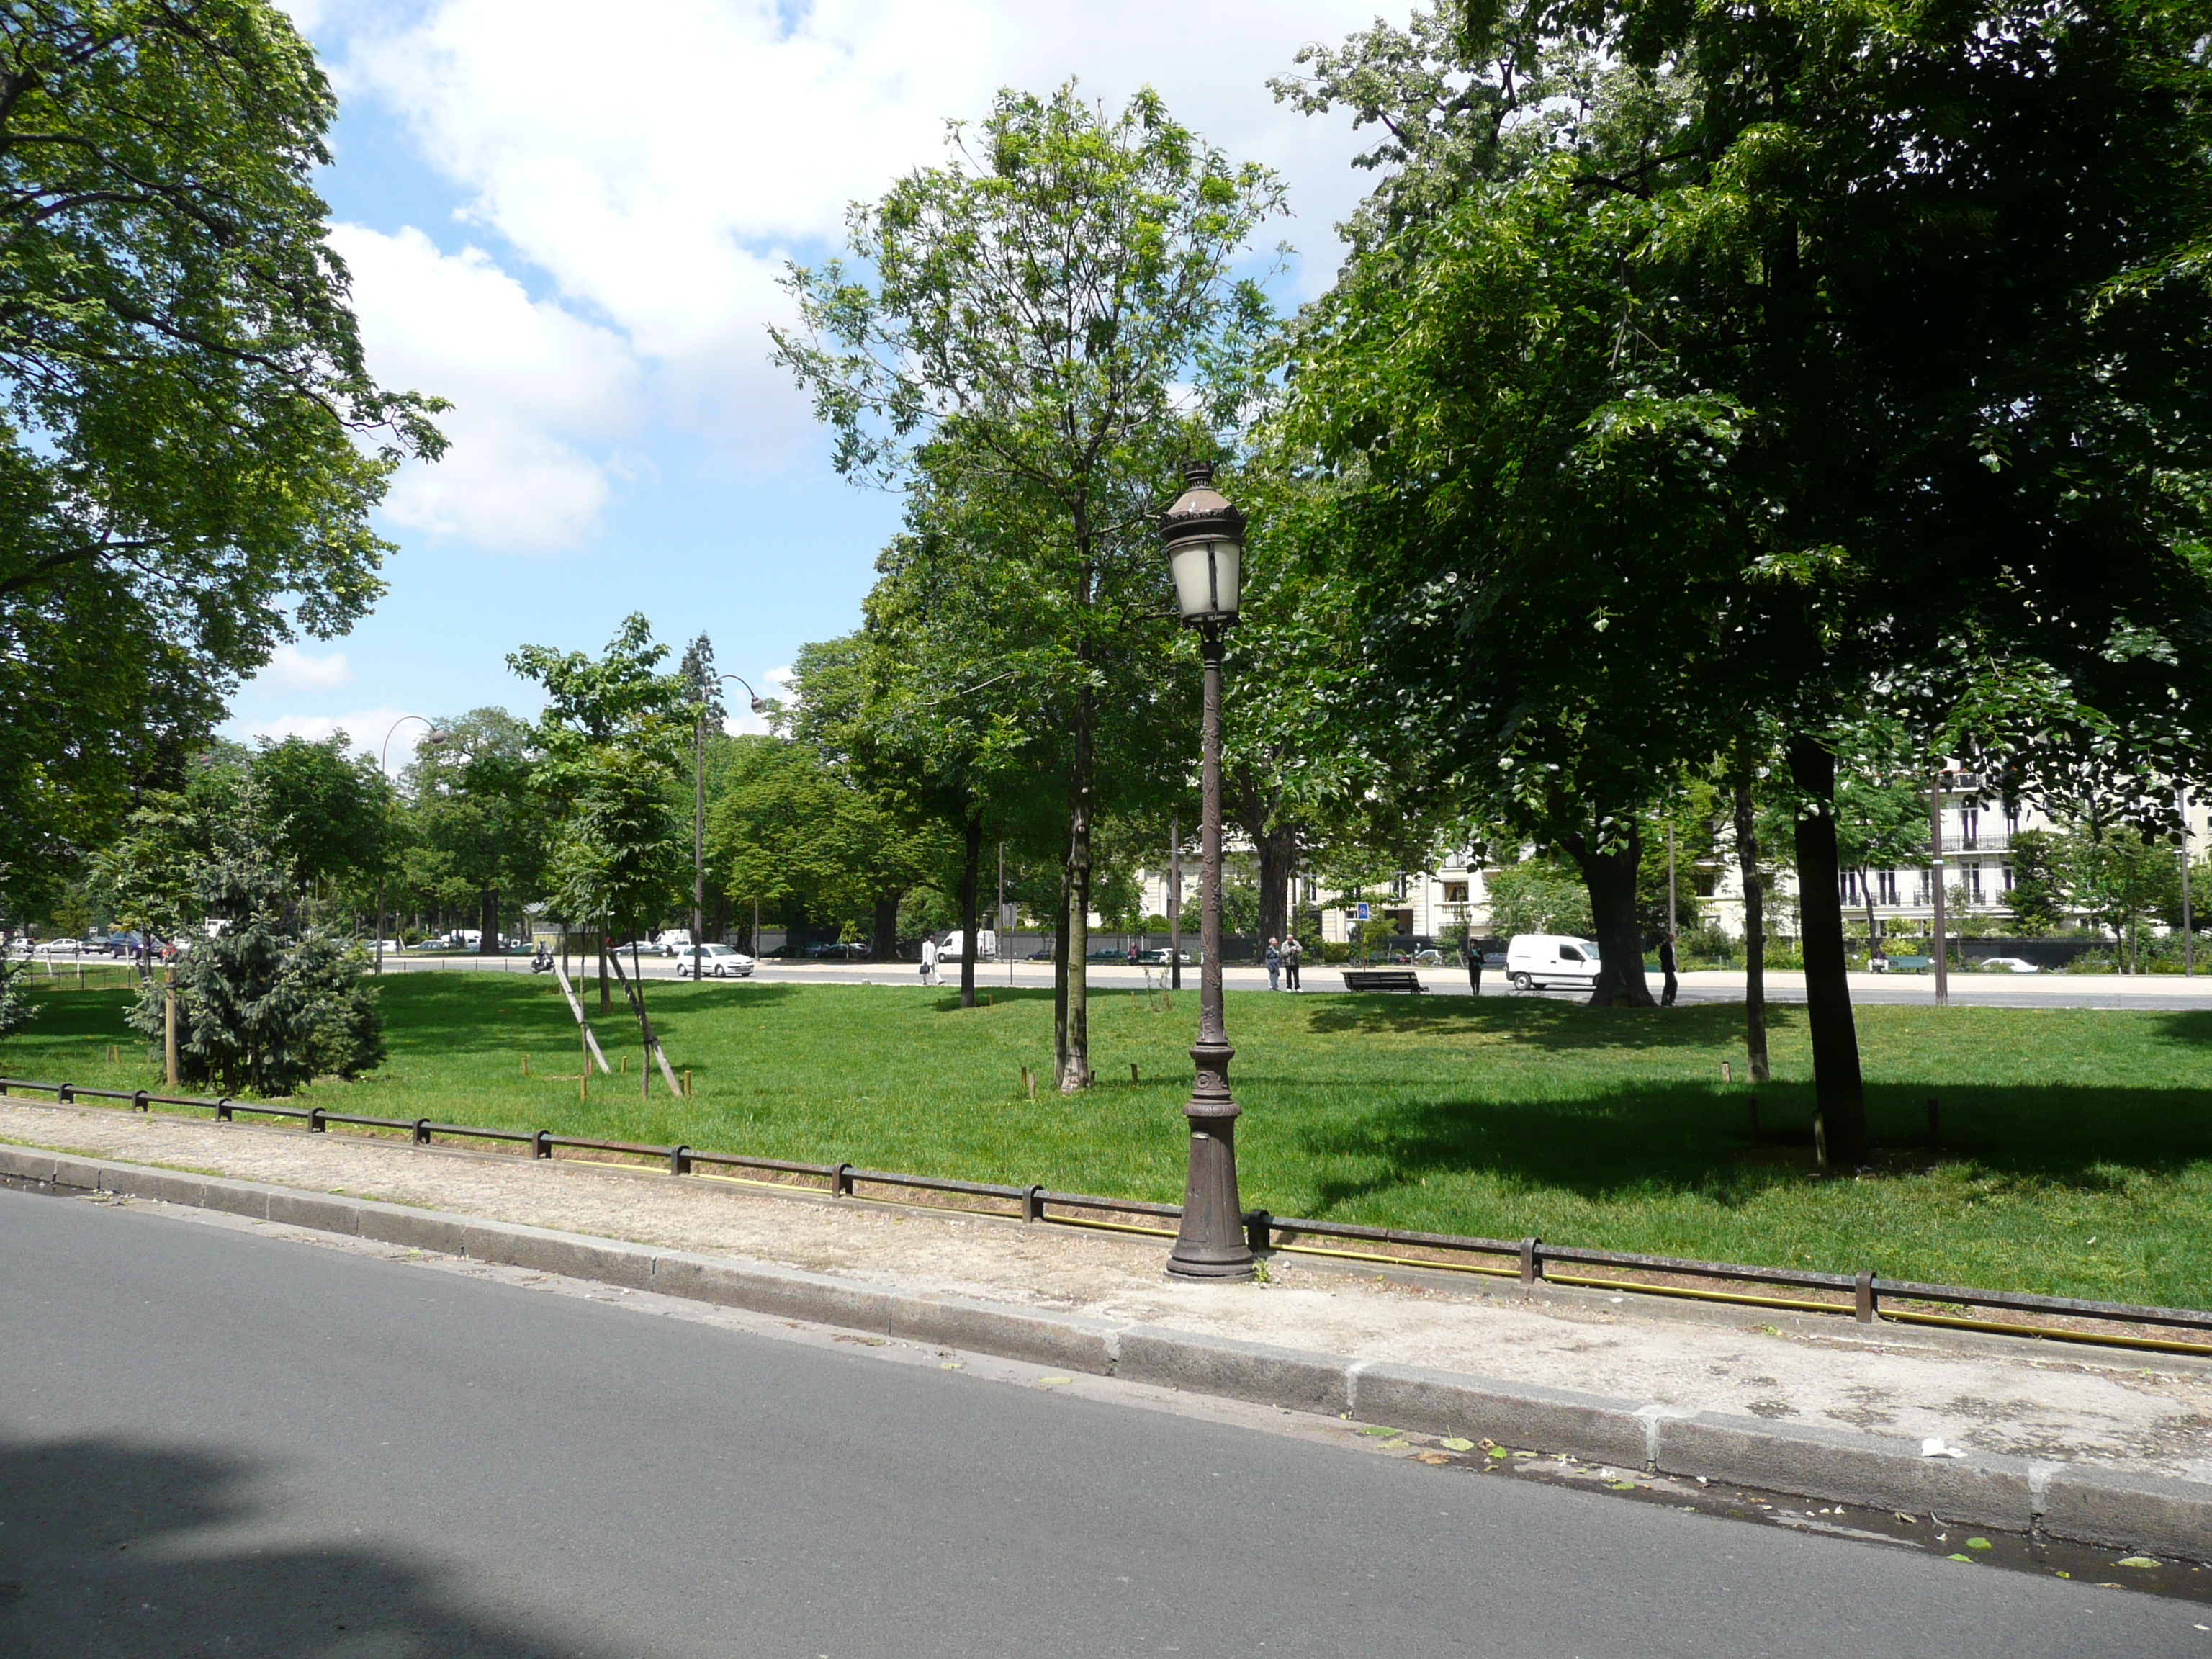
[[9, 974, 2212, 1308]]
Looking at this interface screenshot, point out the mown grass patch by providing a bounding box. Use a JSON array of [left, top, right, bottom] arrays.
[[9, 974, 2212, 1306]]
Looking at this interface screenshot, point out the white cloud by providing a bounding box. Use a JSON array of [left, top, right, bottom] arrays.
[[256, 643, 357, 693], [316, 0, 1389, 526], [330, 223, 644, 551]]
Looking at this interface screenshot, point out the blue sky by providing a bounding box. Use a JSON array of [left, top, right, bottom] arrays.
[[230, 0, 1404, 767]]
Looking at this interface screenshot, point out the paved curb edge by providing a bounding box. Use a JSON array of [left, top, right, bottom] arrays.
[[8, 1143, 2208, 1561]]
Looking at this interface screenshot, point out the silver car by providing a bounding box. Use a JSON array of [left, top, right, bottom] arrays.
[[675, 944, 755, 979]]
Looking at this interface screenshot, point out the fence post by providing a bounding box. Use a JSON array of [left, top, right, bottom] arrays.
[[1023, 1184, 1045, 1223], [412, 1117, 430, 1145], [1855, 1269, 1876, 1323], [58, 1082, 73, 1104], [1244, 1209, 1273, 1255], [216, 1098, 233, 1122], [830, 1161, 852, 1198], [533, 1130, 552, 1159], [669, 1144, 691, 1176], [132, 1091, 148, 1112], [1519, 1236, 1542, 1285], [309, 1107, 326, 1133]]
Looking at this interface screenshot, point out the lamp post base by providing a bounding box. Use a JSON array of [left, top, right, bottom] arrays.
[[1166, 1066, 1254, 1280]]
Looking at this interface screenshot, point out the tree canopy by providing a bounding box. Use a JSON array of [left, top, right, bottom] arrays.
[[0, 1, 444, 916]]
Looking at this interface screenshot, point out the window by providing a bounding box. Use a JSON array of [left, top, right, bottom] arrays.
[[1560, 945, 1583, 962], [1443, 881, 1469, 904], [2002, 863, 2015, 891], [1968, 864, 1984, 902], [1391, 874, 1408, 900], [1877, 870, 1899, 906], [1960, 809, 1979, 850]]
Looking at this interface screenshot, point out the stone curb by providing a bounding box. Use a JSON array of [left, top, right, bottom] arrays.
[[8, 1144, 2210, 1560]]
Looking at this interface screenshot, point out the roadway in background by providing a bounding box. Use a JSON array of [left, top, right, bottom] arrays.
[[367, 950, 2212, 1012]]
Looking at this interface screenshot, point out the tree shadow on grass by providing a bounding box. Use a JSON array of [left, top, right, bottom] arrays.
[[1299, 994, 1791, 1053], [1274, 1080, 2212, 1216], [0, 1434, 610, 1658], [2152, 1010, 2212, 1048]]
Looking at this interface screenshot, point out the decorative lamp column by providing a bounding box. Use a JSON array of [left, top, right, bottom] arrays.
[[1161, 461, 1255, 1280]]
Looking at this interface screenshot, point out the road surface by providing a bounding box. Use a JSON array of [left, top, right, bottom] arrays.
[[1, 1187, 2198, 1656]]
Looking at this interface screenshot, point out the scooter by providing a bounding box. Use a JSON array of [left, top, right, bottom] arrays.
[[530, 948, 553, 974]]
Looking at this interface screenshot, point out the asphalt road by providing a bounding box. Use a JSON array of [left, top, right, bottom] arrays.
[[2, 1190, 2201, 1657]]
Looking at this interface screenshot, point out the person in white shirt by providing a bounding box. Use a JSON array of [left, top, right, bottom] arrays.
[[920, 933, 940, 986]]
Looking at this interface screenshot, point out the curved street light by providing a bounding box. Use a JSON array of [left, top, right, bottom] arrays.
[[1160, 461, 1254, 1281], [375, 716, 446, 975], [691, 675, 770, 985]]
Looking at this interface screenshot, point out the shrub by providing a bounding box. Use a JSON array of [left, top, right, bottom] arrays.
[[128, 854, 382, 1095]]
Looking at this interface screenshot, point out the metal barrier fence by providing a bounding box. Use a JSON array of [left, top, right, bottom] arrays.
[[5, 1071, 2209, 1357]]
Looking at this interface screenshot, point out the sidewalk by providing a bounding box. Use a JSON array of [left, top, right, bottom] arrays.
[[7, 1097, 2211, 1489]]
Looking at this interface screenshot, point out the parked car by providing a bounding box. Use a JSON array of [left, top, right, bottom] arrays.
[[1978, 956, 2041, 974], [1137, 947, 1195, 966], [1504, 933, 1604, 992], [1086, 945, 1131, 963], [30, 938, 84, 957], [806, 940, 869, 959], [675, 944, 755, 979], [611, 939, 667, 959]]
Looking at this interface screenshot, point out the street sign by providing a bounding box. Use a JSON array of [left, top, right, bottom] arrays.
[[1354, 902, 1370, 921]]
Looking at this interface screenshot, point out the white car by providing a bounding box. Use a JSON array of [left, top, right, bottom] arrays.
[[1504, 933, 1604, 991], [30, 938, 84, 957], [675, 944, 755, 979], [1978, 957, 2041, 974]]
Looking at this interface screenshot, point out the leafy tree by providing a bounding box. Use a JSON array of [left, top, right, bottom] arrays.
[[511, 615, 688, 1012], [402, 709, 542, 951], [1484, 858, 1594, 940], [2004, 829, 2067, 936], [1280, 0, 2212, 1159], [0, 1, 444, 917], [2056, 827, 2174, 971], [773, 82, 1282, 1089], [253, 733, 387, 906]]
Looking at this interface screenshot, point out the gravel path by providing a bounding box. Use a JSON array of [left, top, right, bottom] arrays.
[[9, 1097, 2210, 1480]]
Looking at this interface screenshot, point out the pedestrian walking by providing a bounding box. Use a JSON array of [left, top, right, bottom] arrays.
[[1128, 938, 1141, 967], [1659, 930, 1678, 1007], [920, 933, 940, 986], [1264, 936, 1282, 991], [1466, 938, 1483, 997], [1282, 932, 1302, 992]]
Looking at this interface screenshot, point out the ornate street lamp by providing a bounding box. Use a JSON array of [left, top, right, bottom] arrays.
[[1161, 461, 1255, 1280]]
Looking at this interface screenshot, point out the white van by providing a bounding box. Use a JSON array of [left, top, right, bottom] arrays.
[[1505, 934, 1603, 991], [937, 929, 998, 963]]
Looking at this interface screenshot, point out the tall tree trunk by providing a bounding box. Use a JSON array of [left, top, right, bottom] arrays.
[[1786, 735, 1868, 1162], [1231, 764, 1298, 948], [480, 886, 499, 957], [1561, 824, 1655, 1007], [871, 889, 902, 962], [598, 921, 609, 1015], [1733, 781, 1771, 1082], [959, 812, 983, 1009], [1056, 701, 1093, 1091]]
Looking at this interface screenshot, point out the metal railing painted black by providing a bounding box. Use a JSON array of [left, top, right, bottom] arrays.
[[7, 1072, 2208, 1354]]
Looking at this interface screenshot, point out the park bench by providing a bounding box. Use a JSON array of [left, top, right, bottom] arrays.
[[1341, 968, 1427, 994]]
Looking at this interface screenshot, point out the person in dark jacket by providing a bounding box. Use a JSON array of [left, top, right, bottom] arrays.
[[1659, 930, 1679, 1006]]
